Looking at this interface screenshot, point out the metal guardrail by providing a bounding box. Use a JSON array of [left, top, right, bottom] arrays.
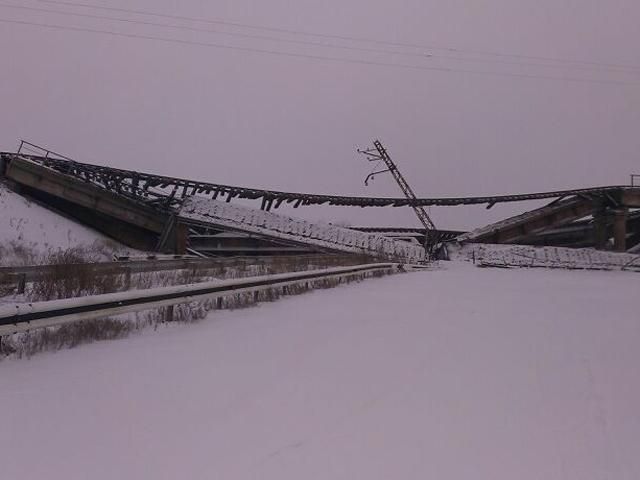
[[0, 263, 399, 336], [622, 256, 640, 271], [0, 254, 371, 286], [17, 140, 75, 162], [476, 254, 640, 272]]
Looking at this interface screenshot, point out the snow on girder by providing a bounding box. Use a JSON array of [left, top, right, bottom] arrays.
[[179, 196, 426, 263]]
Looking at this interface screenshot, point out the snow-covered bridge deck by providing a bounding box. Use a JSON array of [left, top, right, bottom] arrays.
[[179, 197, 426, 262]]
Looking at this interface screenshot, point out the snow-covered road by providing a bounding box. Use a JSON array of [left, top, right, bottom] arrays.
[[1, 263, 638, 479]]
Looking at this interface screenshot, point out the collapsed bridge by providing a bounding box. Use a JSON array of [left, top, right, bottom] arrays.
[[1, 141, 639, 258]]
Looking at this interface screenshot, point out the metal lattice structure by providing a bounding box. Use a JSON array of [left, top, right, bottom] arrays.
[[358, 140, 437, 254], [6, 141, 638, 213]]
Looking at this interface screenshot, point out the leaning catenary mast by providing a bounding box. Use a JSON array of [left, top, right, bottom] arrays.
[[358, 140, 437, 257]]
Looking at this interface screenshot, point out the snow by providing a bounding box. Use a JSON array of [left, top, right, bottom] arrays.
[[1, 263, 639, 479], [0, 182, 134, 265], [451, 242, 640, 271], [180, 196, 426, 263]]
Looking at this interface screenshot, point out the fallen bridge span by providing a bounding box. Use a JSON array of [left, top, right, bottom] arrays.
[[2, 141, 639, 255], [2, 143, 639, 211]]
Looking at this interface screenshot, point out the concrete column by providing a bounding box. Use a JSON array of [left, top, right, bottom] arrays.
[[175, 222, 189, 255], [593, 204, 609, 250], [613, 208, 628, 252]]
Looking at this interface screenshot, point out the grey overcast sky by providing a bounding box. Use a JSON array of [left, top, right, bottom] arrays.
[[1, 0, 639, 229]]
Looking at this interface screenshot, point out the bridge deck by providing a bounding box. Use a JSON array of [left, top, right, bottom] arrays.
[[179, 197, 426, 263], [2, 152, 638, 209]]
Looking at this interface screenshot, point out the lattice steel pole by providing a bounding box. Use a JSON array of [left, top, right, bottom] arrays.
[[358, 140, 437, 258]]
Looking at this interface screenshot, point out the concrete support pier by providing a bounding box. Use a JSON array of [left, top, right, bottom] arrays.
[[175, 222, 189, 255], [613, 208, 628, 252], [593, 205, 609, 250]]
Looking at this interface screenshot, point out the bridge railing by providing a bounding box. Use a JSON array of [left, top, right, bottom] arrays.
[[17, 140, 76, 162]]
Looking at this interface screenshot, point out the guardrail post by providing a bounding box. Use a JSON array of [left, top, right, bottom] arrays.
[[124, 268, 132, 291], [16, 274, 26, 295], [164, 305, 174, 323]]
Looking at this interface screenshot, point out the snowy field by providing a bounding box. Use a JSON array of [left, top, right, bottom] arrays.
[[0, 263, 638, 479]]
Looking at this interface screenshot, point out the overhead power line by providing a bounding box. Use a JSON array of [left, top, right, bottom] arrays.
[[2, 2, 638, 76], [2, 17, 639, 87], [1, 3, 436, 61], [36, 0, 640, 73]]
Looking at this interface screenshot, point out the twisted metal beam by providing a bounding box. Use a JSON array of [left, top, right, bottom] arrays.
[[2, 151, 637, 211]]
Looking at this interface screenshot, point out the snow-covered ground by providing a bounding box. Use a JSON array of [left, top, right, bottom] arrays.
[[0, 182, 134, 265], [1, 263, 638, 479]]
